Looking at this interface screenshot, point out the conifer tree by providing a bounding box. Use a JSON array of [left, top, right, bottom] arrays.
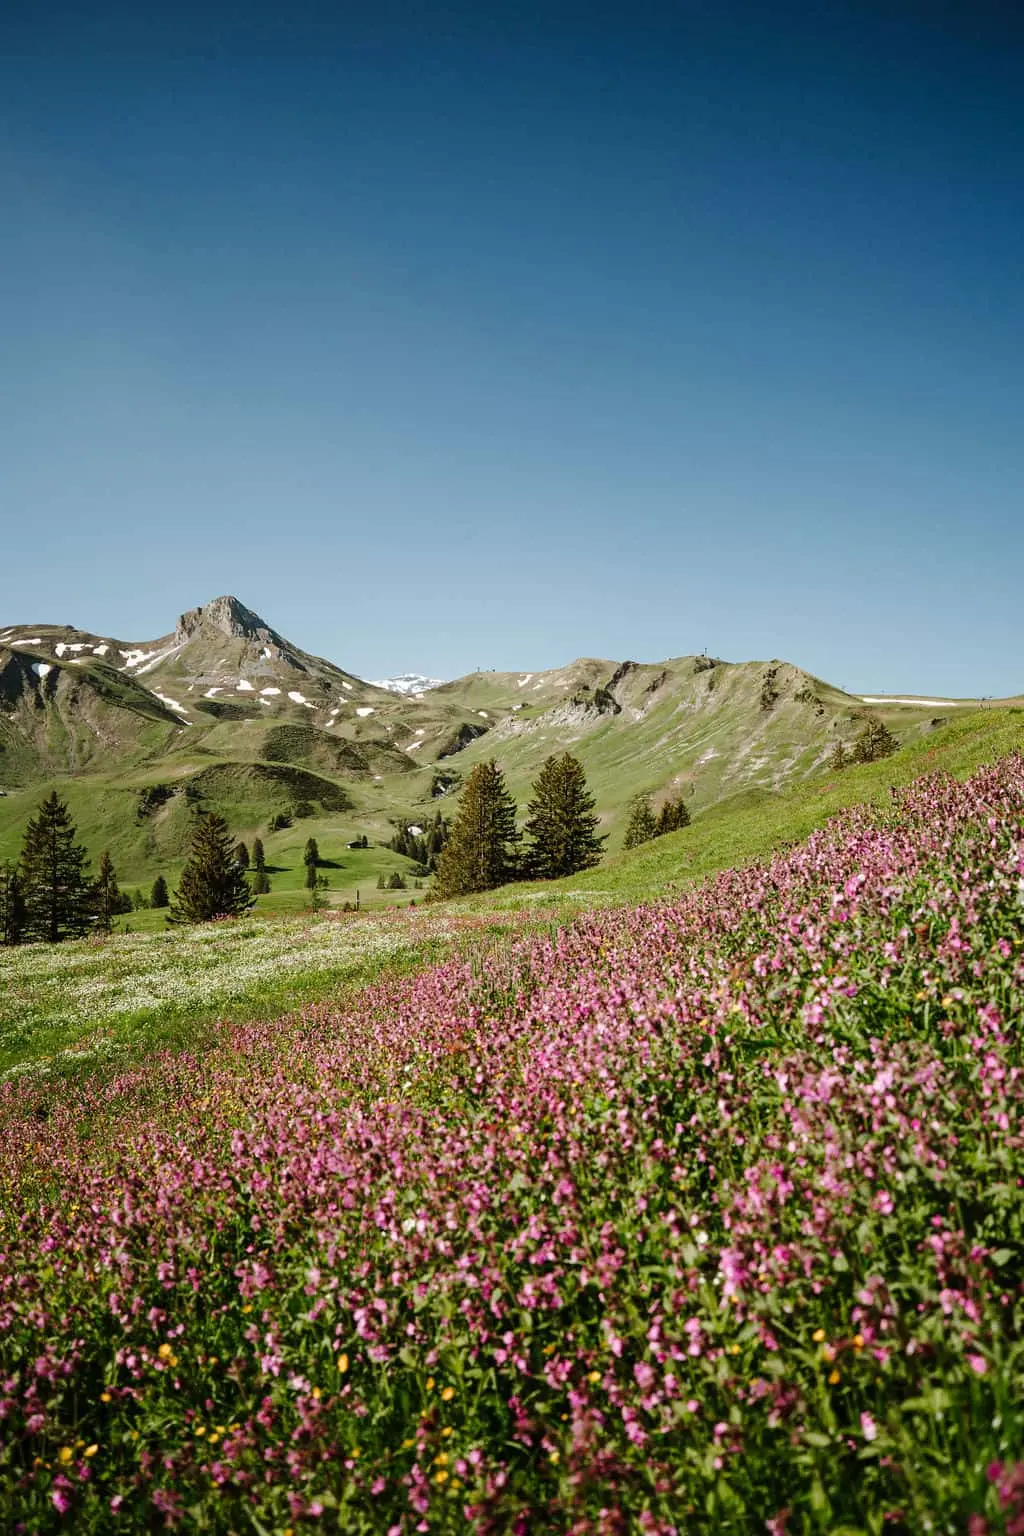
[[252, 869, 271, 895], [623, 795, 658, 850], [150, 874, 169, 908], [233, 840, 250, 870], [828, 740, 849, 772], [304, 837, 320, 868], [656, 796, 691, 835], [167, 814, 253, 925], [852, 718, 899, 764], [19, 791, 93, 943], [252, 838, 266, 873], [0, 863, 25, 946], [92, 851, 128, 932], [523, 753, 605, 880], [430, 760, 520, 899]]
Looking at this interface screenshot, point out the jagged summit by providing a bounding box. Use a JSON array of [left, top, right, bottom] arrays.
[[175, 596, 277, 645]]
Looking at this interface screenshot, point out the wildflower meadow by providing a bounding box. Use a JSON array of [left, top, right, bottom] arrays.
[[2, 758, 1023, 1532]]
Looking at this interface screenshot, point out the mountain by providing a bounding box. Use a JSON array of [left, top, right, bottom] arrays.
[[0, 594, 995, 897], [369, 673, 446, 696]]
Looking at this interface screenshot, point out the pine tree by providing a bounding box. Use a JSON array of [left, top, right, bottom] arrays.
[[167, 814, 254, 925], [150, 874, 169, 908], [623, 795, 658, 850], [304, 837, 320, 868], [19, 791, 93, 943], [852, 718, 899, 764], [0, 863, 25, 946], [656, 796, 691, 835], [252, 838, 266, 872], [524, 754, 605, 880], [251, 869, 271, 896], [430, 760, 520, 899], [828, 740, 849, 772], [233, 840, 250, 870], [92, 851, 128, 933]]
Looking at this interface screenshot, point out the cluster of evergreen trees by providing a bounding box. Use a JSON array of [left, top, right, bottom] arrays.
[[388, 811, 450, 873], [0, 792, 138, 946], [622, 792, 691, 851], [429, 753, 605, 900]]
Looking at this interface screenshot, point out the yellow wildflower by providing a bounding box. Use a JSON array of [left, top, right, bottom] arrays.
[[402, 1438, 416, 1450], [587, 1370, 600, 1384], [828, 1369, 841, 1385], [58, 1447, 73, 1465], [426, 1377, 435, 1392], [853, 1334, 865, 1350], [434, 1453, 449, 1467], [434, 1470, 449, 1485], [441, 1386, 455, 1402], [195, 1426, 206, 1437], [157, 1343, 173, 1360], [441, 1426, 453, 1438], [84, 1445, 98, 1459], [812, 1329, 825, 1344], [337, 1353, 349, 1374], [241, 1303, 253, 1314], [728, 1344, 741, 1356], [549, 1450, 560, 1465], [100, 1391, 112, 1403], [312, 1387, 322, 1401]]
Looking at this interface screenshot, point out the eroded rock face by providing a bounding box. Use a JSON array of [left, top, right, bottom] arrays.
[[176, 596, 275, 645]]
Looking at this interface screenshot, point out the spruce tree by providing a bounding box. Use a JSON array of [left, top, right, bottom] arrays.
[[92, 851, 127, 933], [852, 718, 899, 764], [304, 837, 320, 869], [828, 740, 849, 772], [19, 791, 93, 942], [252, 838, 266, 873], [656, 796, 691, 835], [0, 863, 25, 946], [623, 795, 658, 850], [150, 874, 169, 908], [252, 869, 271, 895], [233, 840, 250, 870], [167, 814, 254, 925], [430, 760, 520, 899], [524, 753, 605, 880]]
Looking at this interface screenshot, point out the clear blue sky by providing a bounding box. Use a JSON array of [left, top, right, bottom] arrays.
[[2, 1, 1021, 694]]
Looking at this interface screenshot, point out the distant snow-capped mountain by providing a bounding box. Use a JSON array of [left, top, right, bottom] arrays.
[[369, 673, 445, 696]]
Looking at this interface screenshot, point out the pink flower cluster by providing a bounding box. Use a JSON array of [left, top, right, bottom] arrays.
[[2, 758, 1024, 1532]]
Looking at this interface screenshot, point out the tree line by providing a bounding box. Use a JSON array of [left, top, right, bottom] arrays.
[[0, 792, 140, 945], [429, 752, 605, 899]]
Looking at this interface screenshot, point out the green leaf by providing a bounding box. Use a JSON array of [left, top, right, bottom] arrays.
[[804, 1430, 832, 1448]]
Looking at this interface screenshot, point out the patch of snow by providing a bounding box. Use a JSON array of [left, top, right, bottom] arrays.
[[119, 648, 155, 670], [532, 681, 544, 690], [260, 687, 280, 696], [369, 673, 445, 695], [32, 662, 53, 678], [341, 681, 353, 691], [55, 642, 88, 656], [512, 703, 524, 711], [414, 727, 425, 735], [288, 690, 309, 705], [136, 641, 185, 676], [92, 643, 109, 656], [478, 710, 489, 718], [154, 693, 188, 714], [517, 674, 533, 688], [258, 698, 272, 707], [236, 680, 255, 692], [356, 706, 375, 717], [408, 825, 423, 836], [859, 696, 970, 707], [19, 638, 42, 646], [406, 740, 423, 750], [261, 647, 273, 659], [204, 688, 222, 698], [68, 658, 83, 665]]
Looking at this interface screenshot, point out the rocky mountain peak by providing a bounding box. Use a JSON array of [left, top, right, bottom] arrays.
[[175, 596, 274, 644]]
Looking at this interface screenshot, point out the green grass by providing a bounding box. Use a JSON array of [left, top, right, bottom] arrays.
[[474, 707, 1024, 908], [0, 906, 509, 1080]]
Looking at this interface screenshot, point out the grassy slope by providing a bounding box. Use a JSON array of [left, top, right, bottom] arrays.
[[473, 706, 1024, 908]]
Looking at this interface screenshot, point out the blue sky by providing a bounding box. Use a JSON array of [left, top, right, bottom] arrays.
[[1, 1, 1021, 694]]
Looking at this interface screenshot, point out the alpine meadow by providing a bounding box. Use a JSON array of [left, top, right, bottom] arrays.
[[4, 3, 1024, 1532]]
